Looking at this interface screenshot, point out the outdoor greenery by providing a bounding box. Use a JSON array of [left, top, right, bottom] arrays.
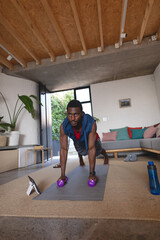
[[51, 90, 74, 141]]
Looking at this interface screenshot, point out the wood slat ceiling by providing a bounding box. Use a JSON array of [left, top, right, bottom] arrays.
[[0, 0, 160, 90]]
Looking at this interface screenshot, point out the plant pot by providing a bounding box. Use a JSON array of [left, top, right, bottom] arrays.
[[0, 135, 7, 147], [8, 131, 20, 146]]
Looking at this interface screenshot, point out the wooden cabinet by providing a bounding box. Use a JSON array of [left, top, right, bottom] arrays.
[[0, 149, 18, 173], [0, 145, 37, 173]]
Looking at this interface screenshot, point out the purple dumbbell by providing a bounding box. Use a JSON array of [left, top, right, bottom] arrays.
[[57, 176, 68, 187], [88, 176, 98, 187]]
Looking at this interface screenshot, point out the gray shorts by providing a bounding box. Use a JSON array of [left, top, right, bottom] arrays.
[[74, 138, 103, 156]]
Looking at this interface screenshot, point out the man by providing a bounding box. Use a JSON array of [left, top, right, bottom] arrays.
[[56, 100, 108, 183]]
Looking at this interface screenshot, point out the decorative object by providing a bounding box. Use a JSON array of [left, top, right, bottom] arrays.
[[119, 98, 131, 108], [0, 135, 7, 147], [0, 92, 42, 146]]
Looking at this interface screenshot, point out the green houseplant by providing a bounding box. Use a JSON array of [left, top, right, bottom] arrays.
[[0, 92, 42, 146]]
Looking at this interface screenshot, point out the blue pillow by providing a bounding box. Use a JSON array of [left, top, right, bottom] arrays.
[[110, 127, 130, 140], [131, 128, 146, 139]]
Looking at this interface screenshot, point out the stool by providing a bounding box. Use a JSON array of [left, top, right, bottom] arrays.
[[25, 146, 53, 167]]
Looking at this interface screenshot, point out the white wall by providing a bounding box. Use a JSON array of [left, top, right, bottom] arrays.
[[91, 75, 160, 138], [154, 63, 160, 110], [0, 73, 40, 145]]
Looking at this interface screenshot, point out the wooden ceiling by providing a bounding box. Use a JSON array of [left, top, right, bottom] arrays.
[[0, 0, 160, 72]]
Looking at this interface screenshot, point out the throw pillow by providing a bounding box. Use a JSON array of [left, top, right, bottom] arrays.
[[110, 127, 130, 140], [154, 122, 160, 127], [102, 131, 118, 142], [156, 124, 160, 138], [143, 126, 157, 138], [128, 127, 142, 139], [131, 128, 146, 139]]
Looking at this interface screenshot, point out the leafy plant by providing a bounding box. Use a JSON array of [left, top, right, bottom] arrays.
[[51, 91, 74, 141], [0, 92, 42, 131]]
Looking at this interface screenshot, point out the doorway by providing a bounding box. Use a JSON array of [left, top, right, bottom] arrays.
[[51, 86, 92, 157], [51, 89, 74, 156]]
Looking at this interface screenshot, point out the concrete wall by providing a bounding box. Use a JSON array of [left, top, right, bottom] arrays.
[[154, 63, 160, 110], [0, 73, 40, 145], [91, 74, 160, 138]]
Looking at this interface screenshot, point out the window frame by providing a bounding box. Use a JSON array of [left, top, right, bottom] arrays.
[[74, 86, 93, 116]]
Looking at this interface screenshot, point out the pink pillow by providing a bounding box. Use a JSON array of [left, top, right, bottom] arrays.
[[102, 131, 118, 141], [143, 126, 157, 138], [156, 124, 160, 138]]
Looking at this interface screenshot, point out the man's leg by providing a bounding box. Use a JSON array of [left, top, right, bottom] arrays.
[[101, 148, 109, 164], [78, 153, 85, 166]]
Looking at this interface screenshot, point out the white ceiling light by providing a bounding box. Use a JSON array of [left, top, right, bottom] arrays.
[[115, 43, 120, 49], [97, 46, 102, 52], [151, 34, 157, 41], [133, 39, 138, 45], [81, 50, 85, 56], [7, 55, 12, 61]]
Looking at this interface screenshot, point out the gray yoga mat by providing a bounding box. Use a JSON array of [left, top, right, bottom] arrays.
[[34, 165, 109, 201]]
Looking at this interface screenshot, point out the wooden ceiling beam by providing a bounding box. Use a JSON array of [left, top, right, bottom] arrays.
[[158, 26, 160, 40], [11, 0, 56, 62], [138, 0, 154, 44], [40, 0, 71, 58], [119, 0, 128, 46], [97, 0, 104, 52], [0, 12, 41, 64], [69, 0, 87, 55], [0, 35, 27, 67], [0, 54, 14, 70]]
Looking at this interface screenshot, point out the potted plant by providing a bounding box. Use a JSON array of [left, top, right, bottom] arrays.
[[0, 92, 42, 146], [0, 116, 7, 147]]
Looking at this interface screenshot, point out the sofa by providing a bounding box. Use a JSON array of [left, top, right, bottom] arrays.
[[101, 123, 160, 158]]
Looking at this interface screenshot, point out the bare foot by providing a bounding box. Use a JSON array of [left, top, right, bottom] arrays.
[[80, 160, 85, 166]]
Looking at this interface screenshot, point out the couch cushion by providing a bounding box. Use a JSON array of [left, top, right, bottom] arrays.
[[143, 126, 157, 138], [110, 127, 130, 140], [128, 127, 142, 139], [102, 131, 118, 142], [102, 139, 141, 150], [131, 128, 146, 139], [151, 138, 160, 151], [140, 139, 152, 149]]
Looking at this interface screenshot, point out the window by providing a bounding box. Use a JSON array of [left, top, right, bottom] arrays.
[[74, 87, 92, 115]]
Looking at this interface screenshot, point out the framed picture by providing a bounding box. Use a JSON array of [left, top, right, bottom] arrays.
[[119, 98, 131, 108]]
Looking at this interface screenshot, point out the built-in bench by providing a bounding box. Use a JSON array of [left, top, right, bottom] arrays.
[[103, 138, 160, 158], [106, 147, 160, 158]]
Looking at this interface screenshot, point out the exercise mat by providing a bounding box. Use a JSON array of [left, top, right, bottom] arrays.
[[34, 164, 109, 201]]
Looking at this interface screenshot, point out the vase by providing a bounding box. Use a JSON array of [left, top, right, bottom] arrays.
[[8, 131, 20, 146]]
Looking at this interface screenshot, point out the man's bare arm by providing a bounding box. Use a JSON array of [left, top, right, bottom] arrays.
[[88, 121, 97, 174], [59, 123, 68, 178]]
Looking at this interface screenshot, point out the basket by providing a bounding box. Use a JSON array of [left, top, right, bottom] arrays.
[[0, 135, 7, 147]]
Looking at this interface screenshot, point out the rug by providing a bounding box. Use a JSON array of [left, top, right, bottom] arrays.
[[34, 165, 109, 201]]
